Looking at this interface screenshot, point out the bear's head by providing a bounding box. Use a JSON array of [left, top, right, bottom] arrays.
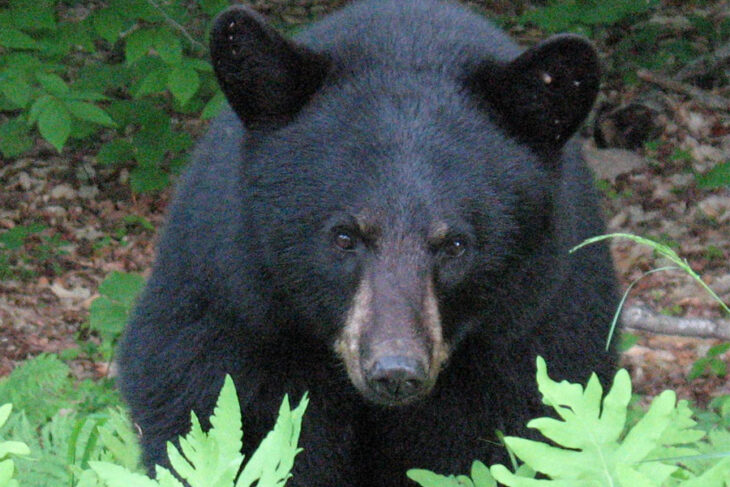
[[209, 5, 600, 406]]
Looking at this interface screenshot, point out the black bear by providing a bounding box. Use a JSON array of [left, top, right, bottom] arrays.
[[118, 0, 618, 485]]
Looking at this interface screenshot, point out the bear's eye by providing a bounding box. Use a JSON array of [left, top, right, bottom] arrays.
[[333, 230, 357, 251], [443, 238, 466, 258]]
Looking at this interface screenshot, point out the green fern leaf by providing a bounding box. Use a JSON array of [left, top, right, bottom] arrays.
[[90, 376, 307, 487], [236, 392, 308, 487], [490, 357, 710, 486], [90, 462, 174, 487]]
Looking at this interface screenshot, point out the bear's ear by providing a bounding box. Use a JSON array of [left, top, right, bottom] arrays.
[[468, 34, 600, 154], [210, 6, 330, 129]]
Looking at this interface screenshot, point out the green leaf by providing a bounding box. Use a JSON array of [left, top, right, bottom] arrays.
[[28, 95, 54, 124], [125, 28, 158, 65], [130, 166, 169, 193], [616, 390, 676, 463], [155, 28, 183, 66], [88, 272, 143, 353], [470, 461, 496, 487], [166, 130, 193, 153], [36, 72, 70, 96], [98, 271, 145, 309], [74, 63, 130, 94], [0, 75, 31, 107], [707, 342, 730, 358], [236, 392, 308, 487], [97, 139, 135, 166], [619, 334, 641, 355], [37, 98, 72, 152], [55, 21, 95, 54], [106, 99, 164, 129], [64, 90, 111, 102], [134, 67, 170, 98], [198, 0, 230, 16], [91, 7, 124, 44], [90, 462, 165, 487], [0, 404, 11, 428], [111, 0, 163, 23], [518, 0, 657, 33], [89, 297, 128, 343], [407, 469, 472, 487], [9, 0, 56, 31], [0, 28, 39, 49], [0, 354, 71, 424], [682, 457, 730, 487], [70, 120, 102, 140], [0, 53, 44, 73], [167, 66, 199, 106], [0, 223, 45, 250], [162, 377, 243, 487], [96, 409, 142, 471], [133, 119, 170, 166], [489, 357, 715, 487], [65, 101, 117, 127], [0, 117, 34, 158], [0, 459, 14, 485], [201, 91, 226, 120], [697, 162, 730, 189], [184, 57, 214, 73], [0, 440, 31, 459]]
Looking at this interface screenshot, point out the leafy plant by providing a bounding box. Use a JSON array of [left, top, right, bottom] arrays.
[[688, 343, 730, 380], [0, 223, 46, 279], [0, 354, 121, 426], [409, 357, 730, 487], [88, 271, 145, 359], [0, 354, 126, 487], [2, 406, 137, 487], [518, 0, 658, 34], [693, 395, 730, 433], [34, 233, 72, 274], [618, 332, 640, 352], [98, 100, 195, 193], [0, 0, 226, 192], [697, 162, 730, 189], [571, 233, 730, 349], [89, 376, 309, 487], [0, 354, 73, 425], [7, 410, 106, 487], [0, 224, 46, 251], [0, 224, 73, 280], [408, 461, 497, 487], [0, 404, 30, 487]]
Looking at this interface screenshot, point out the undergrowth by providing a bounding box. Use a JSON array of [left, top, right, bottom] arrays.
[[408, 357, 730, 487], [0, 0, 228, 193], [2, 358, 728, 487]]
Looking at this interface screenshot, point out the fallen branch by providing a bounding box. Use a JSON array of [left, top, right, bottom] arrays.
[[622, 304, 730, 341], [637, 69, 730, 112]]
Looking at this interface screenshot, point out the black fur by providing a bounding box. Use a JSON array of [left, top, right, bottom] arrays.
[[118, 1, 617, 485]]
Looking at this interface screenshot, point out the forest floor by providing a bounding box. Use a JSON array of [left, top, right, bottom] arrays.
[[1, 1, 729, 407]]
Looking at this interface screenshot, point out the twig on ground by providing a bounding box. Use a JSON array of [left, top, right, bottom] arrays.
[[622, 304, 730, 341]]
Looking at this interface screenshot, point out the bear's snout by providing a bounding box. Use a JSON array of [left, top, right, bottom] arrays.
[[335, 271, 449, 406], [365, 354, 428, 403]]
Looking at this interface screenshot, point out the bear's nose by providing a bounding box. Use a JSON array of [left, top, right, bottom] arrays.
[[366, 355, 427, 402]]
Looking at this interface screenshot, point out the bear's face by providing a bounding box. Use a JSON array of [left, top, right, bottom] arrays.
[[209, 6, 599, 406], [241, 85, 547, 404]]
